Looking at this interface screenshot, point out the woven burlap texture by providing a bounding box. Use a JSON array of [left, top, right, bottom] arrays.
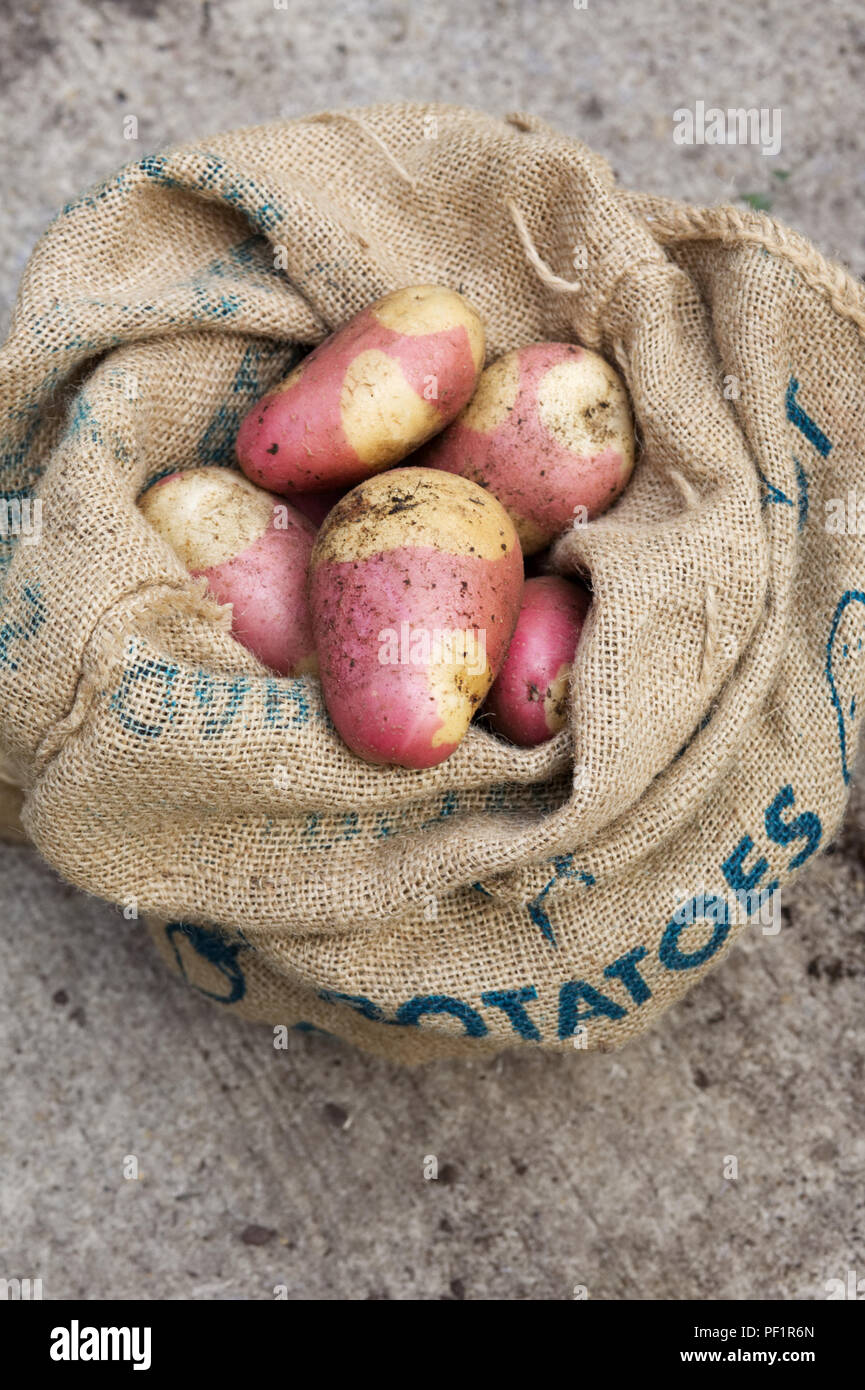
[[1, 104, 864, 1062]]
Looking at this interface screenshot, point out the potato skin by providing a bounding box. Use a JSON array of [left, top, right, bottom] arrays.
[[139, 467, 317, 677], [309, 468, 523, 768], [421, 341, 635, 554], [485, 576, 590, 746], [236, 285, 485, 494]]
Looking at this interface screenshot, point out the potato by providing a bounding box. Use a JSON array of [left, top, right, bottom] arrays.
[[236, 285, 485, 493], [421, 341, 635, 554], [484, 576, 590, 746], [139, 466, 317, 676], [309, 468, 523, 768]]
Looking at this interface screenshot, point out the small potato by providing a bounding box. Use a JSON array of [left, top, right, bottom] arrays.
[[139, 466, 317, 676], [485, 576, 590, 746], [309, 468, 523, 768], [421, 341, 635, 554], [236, 285, 485, 493]]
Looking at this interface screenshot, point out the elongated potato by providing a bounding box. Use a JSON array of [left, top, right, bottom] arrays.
[[310, 468, 523, 768], [236, 285, 485, 493], [485, 576, 590, 746], [421, 341, 635, 553], [139, 467, 317, 676]]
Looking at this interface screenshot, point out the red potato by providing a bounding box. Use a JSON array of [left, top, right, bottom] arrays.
[[309, 468, 523, 768], [236, 285, 485, 494], [421, 341, 635, 554], [139, 467, 317, 677], [485, 576, 590, 746]]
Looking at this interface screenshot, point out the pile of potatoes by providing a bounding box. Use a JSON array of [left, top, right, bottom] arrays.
[[139, 286, 635, 769]]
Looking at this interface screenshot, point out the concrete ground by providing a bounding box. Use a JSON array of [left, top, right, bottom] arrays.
[[1, 0, 864, 1301]]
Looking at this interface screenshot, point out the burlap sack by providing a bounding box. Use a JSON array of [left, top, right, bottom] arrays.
[[0, 751, 25, 845], [1, 104, 863, 1062]]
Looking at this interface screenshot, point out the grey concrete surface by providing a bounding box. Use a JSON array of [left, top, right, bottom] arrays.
[[1, 0, 864, 1301]]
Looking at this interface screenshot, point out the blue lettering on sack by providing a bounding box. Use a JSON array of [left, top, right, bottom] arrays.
[[764, 783, 822, 868], [139, 465, 185, 495], [529, 784, 555, 815], [757, 468, 793, 512], [63, 394, 102, 446], [557, 979, 627, 1037], [723, 784, 821, 903], [194, 671, 249, 737], [419, 790, 459, 829], [297, 811, 366, 850], [659, 894, 730, 972], [0, 584, 46, 670], [793, 457, 809, 530], [197, 345, 270, 465], [28, 300, 118, 358], [137, 155, 184, 190], [221, 236, 287, 286], [525, 853, 596, 948], [110, 657, 180, 737], [318, 989, 385, 1022], [825, 590, 865, 785], [190, 286, 243, 323], [196, 406, 240, 467], [264, 677, 311, 728], [165, 922, 248, 1003], [480, 987, 541, 1041], [604, 946, 652, 1004], [756, 461, 812, 525], [394, 994, 488, 1037], [786, 377, 832, 458], [141, 152, 286, 234], [59, 166, 135, 216], [375, 810, 409, 838], [197, 153, 287, 232], [484, 783, 510, 812], [754, 374, 828, 527], [721, 834, 776, 898], [756, 462, 808, 528], [231, 341, 265, 392], [171, 237, 279, 294], [213, 783, 825, 1045]]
